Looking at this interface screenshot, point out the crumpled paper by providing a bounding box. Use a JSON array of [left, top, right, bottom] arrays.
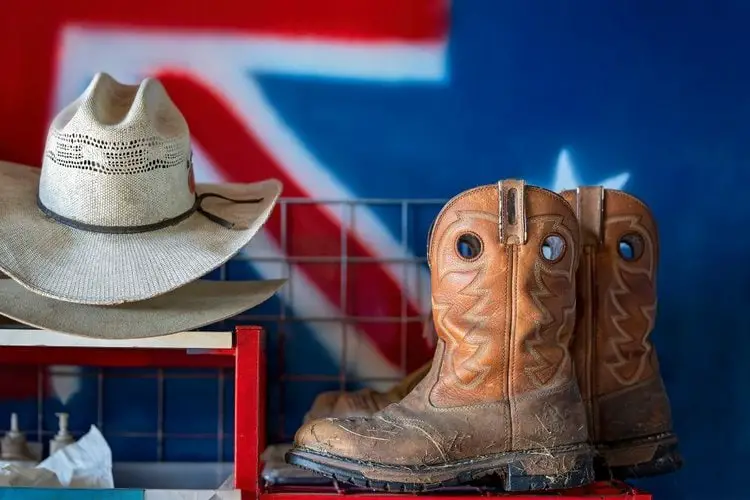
[[0, 425, 113, 488]]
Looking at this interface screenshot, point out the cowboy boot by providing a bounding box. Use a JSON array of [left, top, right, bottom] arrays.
[[287, 181, 594, 491], [303, 361, 432, 422], [561, 187, 682, 480]]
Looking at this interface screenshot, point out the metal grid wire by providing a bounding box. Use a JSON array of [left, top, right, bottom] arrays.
[[0, 197, 446, 459], [234, 197, 445, 442]]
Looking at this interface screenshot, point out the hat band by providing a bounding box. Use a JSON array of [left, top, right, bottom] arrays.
[[37, 193, 263, 234]]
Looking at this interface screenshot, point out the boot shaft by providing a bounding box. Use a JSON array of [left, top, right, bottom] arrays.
[[427, 180, 581, 406], [561, 187, 669, 441], [562, 187, 659, 390]]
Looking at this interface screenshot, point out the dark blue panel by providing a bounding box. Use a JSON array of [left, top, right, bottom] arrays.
[[102, 375, 157, 434], [163, 438, 218, 462], [264, 376, 282, 443], [222, 437, 234, 463], [106, 436, 158, 462], [222, 374, 234, 439], [163, 374, 219, 434]]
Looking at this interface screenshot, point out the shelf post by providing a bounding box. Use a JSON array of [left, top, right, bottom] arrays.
[[234, 326, 266, 498]]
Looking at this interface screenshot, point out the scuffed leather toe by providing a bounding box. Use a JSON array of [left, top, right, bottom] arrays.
[[293, 415, 444, 466]]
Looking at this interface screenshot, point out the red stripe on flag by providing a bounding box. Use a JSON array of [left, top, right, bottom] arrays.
[[157, 71, 432, 372], [77, 0, 446, 41]]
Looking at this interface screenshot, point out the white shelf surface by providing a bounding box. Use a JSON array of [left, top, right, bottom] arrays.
[[114, 462, 235, 489], [0, 329, 234, 349]]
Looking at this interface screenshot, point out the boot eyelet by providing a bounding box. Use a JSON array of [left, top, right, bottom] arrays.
[[618, 232, 644, 261], [456, 232, 483, 260], [540, 233, 566, 263]]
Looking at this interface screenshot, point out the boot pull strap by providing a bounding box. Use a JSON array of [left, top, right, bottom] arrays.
[[575, 186, 604, 246], [498, 179, 527, 245]]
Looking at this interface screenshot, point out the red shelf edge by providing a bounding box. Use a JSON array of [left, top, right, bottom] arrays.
[[0, 345, 235, 368]]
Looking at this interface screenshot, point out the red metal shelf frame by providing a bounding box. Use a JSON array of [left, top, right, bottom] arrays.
[[235, 328, 653, 500], [0, 326, 653, 500]]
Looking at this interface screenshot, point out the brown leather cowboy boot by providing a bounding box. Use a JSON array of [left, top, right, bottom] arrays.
[[561, 187, 682, 480], [287, 181, 594, 492]]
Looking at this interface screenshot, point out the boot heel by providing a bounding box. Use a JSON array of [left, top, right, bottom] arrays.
[[599, 433, 683, 480], [503, 445, 595, 492]]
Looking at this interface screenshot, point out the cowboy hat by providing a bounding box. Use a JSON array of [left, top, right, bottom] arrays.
[[0, 278, 285, 338], [0, 72, 282, 305]]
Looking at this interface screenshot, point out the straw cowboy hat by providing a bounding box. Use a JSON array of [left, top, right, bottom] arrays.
[[0, 72, 282, 305], [0, 166, 287, 338], [0, 277, 285, 338]]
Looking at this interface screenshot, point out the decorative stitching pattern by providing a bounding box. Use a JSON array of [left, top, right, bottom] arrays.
[[606, 215, 656, 385], [524, 215, 577, 389], [432, 210, 500, 389]]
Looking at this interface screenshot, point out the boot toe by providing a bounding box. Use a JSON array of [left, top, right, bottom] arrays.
[[293, 416, 443, 466], [294, 417, 362, 460]]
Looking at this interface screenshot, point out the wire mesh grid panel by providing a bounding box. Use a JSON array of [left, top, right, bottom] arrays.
[[0, 197, 444, 459], [230, 197, 444, 443]]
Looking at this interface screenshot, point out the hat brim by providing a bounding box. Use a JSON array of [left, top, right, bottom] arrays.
[[0, 161, 282, 305], [0, 278, 285, 338]]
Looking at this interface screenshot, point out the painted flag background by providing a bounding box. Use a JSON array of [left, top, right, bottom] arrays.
[[1, 1, 749, 499]]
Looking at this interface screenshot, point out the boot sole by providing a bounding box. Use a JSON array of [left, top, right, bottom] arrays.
[[285, 443, 594, 492], [596, 432, 683, 480]]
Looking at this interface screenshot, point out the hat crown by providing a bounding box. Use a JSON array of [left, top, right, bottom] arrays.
[[38, 73, 195, 229]]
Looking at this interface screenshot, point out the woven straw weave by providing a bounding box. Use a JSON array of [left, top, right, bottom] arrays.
[[0, 278, 286, 339], [39, 73, 194, 227]]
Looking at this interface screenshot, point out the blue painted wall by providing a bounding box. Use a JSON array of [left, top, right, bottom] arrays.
[[1, 2, 748, 499], [257, 5, 750, 497]]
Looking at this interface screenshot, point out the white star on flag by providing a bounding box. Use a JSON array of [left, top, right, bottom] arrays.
[[551, 149, 630, 192]]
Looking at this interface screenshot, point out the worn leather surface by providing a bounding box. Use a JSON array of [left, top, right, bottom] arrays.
[[597, 376, 673, 443], [294, 182, 588, 465], [561, 187, 674, 445]]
